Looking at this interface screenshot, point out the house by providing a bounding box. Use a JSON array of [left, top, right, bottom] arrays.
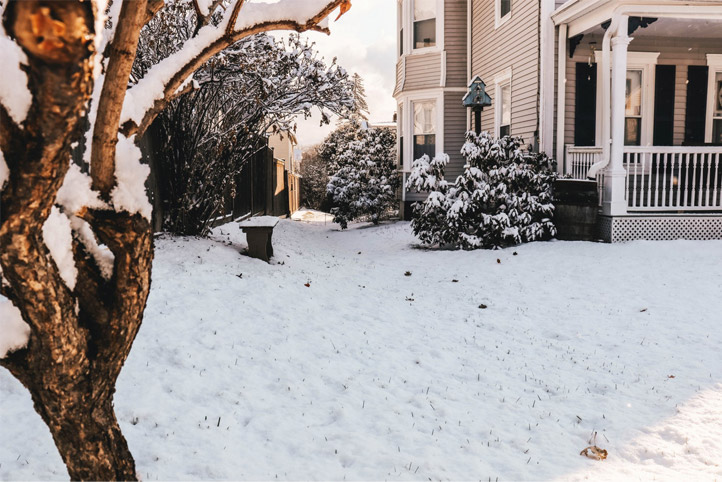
[[394, 0, 722, 241]]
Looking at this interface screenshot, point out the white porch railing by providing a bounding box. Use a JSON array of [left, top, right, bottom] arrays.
[[565, 145, 602, 179], [565, 145, 722, 212], [624, 146, 722, 212]]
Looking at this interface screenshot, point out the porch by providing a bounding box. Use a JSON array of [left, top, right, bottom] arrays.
[[552, 0, 722, 241]]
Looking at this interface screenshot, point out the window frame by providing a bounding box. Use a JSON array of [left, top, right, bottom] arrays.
[[624, 69, 643, 146], [397, 90, 445, 172], [495, 0, 512, 29], [398, 0, 444, 56], [494, 68, 513, 138], [706, 54, 722, 143], [593, 51, 658, 146]]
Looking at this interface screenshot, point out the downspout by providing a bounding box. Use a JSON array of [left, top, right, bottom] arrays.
[[587, 13, 620, 178]]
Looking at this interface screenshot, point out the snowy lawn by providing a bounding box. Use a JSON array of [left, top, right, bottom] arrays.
[[2, 212, 722, 480]]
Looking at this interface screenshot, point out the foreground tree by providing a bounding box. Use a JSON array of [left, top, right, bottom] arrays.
[[0, 0, 351, 479]]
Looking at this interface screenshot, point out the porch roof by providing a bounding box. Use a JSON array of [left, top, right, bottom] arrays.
[[552, 0, 722, 37]]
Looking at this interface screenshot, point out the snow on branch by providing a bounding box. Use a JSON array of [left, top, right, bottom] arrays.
[[120, 0, 349, 137]]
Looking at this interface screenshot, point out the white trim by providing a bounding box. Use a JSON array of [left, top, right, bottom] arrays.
[[555, 3, 722, 37], [493, 68, 513, 137], [705, 54, 722, 143], [556, 23, 568, 173], [440, 50, 447, 87], [540, 0, 556, 155], [495, 0, 512, 30], [467, 0, 472, 132]]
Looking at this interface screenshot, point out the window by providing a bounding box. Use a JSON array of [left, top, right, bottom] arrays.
[[499, 82, 511, 137], [713, 72, 722, 143], [625, 70, 643, 145], [494, 69, 512, 137], [413, 101, 436, 161], [413, 0, 436, 49], [496, 0, 511, 28], [398, 105, 404, 166]]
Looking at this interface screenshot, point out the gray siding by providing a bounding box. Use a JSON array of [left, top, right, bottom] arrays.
[[445, 0, 468, 88], [444, 93, 468, 180], [471, 0, 540, 146], [564, 36, 722, 147], [404, 52, 442, 91]]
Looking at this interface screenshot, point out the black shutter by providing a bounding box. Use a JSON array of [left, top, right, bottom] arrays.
[[574, 62, 597, 146], [653, 65, 675, 146], [685, 65, 708, 145]]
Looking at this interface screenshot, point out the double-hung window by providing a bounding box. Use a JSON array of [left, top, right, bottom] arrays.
[[413, 101, 436, 161], [413, 0, 436, 49], [499, 82, 511, 137], [625, 70, 643, 145]]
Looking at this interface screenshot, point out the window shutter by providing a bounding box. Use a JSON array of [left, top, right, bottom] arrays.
[[653, 64, 675, 146], [684, 65, 708, 145], [574, 62, 597, 146]]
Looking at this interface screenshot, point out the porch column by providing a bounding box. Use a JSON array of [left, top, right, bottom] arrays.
[[603, 33, 632, 216]]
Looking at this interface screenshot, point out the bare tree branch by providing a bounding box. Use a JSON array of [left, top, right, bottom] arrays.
[[226, 0, 245, 35]]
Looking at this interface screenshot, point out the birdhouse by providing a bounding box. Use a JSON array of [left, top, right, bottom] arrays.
[[462, 76, 492, 134], [462, 76, 492, 109]]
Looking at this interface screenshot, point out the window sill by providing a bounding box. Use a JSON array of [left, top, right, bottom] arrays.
[[494, 14, 511, 30]]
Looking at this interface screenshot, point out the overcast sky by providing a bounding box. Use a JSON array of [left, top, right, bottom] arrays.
[[291, 1, 397, 148]]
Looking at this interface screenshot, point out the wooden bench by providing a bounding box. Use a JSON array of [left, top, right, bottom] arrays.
[[238, 216, 279, 262]]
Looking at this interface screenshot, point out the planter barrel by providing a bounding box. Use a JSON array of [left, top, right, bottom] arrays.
[[553, 179, 599, 241]]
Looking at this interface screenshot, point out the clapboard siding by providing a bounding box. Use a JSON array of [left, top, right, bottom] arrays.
[[394, 59, 404, 96], [445, 0, 468, 88], [404, 52, 442, 90], [444, 93, 468, 180], [471, 0, 540, 145], [564, 36, 722, 147]]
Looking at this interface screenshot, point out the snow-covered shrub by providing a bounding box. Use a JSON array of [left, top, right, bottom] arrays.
[[326, 126, 399, 229], [407, 132, 557, 249]]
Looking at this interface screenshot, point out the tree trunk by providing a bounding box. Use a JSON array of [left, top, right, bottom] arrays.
[[1, 2, 152, 479]]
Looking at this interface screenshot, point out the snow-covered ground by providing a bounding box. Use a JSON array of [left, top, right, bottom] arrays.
[[2, 212, 721, 480]]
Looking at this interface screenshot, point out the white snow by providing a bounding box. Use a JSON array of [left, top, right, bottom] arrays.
[[238, 215, 280, 228], [0, 299, 30, 359], [111, 134, 152, 220], [42, 207, 78, 291], [1, 216, 721, 479], [0, 149, 8, 191], [69, 216, 115, 281], [56, 163, 107, 215], [0, 6, 32, 125]]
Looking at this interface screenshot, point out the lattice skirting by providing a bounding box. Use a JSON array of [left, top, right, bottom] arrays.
[[598, 215, 722, 243]]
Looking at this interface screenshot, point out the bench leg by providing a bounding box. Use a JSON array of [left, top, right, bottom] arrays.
[[244, 228, 273, 262]]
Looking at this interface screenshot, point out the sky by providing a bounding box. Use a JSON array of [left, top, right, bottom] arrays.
[[291, 1, 397, 148]]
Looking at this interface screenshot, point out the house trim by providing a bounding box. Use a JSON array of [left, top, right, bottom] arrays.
[[539, 0, 556, 155]]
